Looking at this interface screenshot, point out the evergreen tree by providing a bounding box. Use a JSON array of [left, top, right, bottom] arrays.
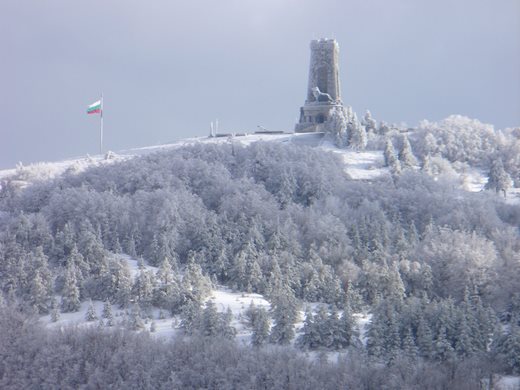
[[102, 299, 113, 321], [422, 154, 433, 175], [398, 135, 417, 169], [85, 299, 98, 322], [339, 304, 357, 348], [297, 307, 318, 349], [385, 311, 401, 364], [347, 112, 367, 150], [61, 262, 81, 312], [383, 138, 401, 174], [122, 231, 138, 258], [433, 325, 454, 361], [179, 300, 202, 334], [363, 110, 377, 135], [251, 306, 270, 347], [384, 138, 397, 167], [231, 249, 247, 291], [416, 315, 433, 359], [218, 307, 236, 340], [132, 269, 154, 309], [128, 306, 145, 331], [29, 271, 50, 314], [455, 315, 474, 358], [201, 300, 220, 337], [366, 315, 385, 359], [269, 289, 299, 345], [156, 257, 174, 285], [248, 259, 263, 293], [67, 244, 89, 282], [154, 273, 182, 314], [326, 107, 348, 148], [499, 317, 520, 374], [182, 260, 211, 303], [326, 306, 344, 349], [402, 326, 419, 361], [113, 259, 132, 308]]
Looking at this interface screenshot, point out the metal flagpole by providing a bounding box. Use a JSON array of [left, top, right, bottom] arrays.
[[100, 93, 104, 155]]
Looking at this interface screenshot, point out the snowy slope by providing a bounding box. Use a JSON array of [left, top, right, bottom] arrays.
[[4, 131, 518, 203], [42, 255, 272, 343], [0, 132, 387, 186]]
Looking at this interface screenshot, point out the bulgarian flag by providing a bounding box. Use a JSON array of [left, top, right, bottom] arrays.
[[87, 99, 102, 115]]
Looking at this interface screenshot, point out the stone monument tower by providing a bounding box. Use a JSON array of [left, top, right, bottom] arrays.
[[295, 39, 343, 133]]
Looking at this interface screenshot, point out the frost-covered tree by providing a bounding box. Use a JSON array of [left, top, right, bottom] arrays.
[[416, 315, 433, 359], [326, 107, 348, 148], [347, 112, 367, 150], [156, 257, 174, 285], [485, 158, 511, 197], [179, 300, 202, 334], [363, 110, 377, 135], [416, 115, 497, 165], [29, 271, 50, 314], [85, 299, 98, 321], [433, 325, 454, 362], [113, 260, 132, 308], [132, 269, 154, 309], [61, 262, 81, 312], [250, 305, 270, 347], [383, 138, 401, 174], [102, 299, 113, 321], [398, 135, 417, 169], [201, 300, 220, 337], [269, 289, 299, 345], [128, 306, 145, 331], [420, 228, 498, 300], [494, 316, 520, 374], [297, 306, 321, 350], [402, 327, 418, 361], [182, 259, 211, 303]]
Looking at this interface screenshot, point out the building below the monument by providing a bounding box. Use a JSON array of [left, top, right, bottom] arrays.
[[295, 39, 344, 133]]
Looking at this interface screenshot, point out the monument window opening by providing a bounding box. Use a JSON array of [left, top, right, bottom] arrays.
[[316, 114, 325, 124]]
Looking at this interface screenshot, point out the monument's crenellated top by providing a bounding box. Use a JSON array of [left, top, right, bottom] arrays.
[[310, 38, 339, 47]]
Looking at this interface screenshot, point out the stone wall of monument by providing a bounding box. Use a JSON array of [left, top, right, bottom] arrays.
[[295, 38, 344, 133]]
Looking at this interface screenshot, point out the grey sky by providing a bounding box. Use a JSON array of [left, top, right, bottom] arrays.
[[1, 0, 519, 169]]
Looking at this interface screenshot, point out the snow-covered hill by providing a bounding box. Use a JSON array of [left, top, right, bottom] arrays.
[[0, 132, 384, 184], [5, 131, 518, 202]]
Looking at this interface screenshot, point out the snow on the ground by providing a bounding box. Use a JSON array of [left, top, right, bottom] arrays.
[[118, 254, 159, 279], [4, 131, 520, 205], [320, 139, 387, 180], [40, 254, 274, 343], [337, 150, 386, 180], [40, 253, 373, 350], [354, 312, 372, 346], [463, 167, 488, 192], [207, 288, 271, 344], [0, 153, 128, 188], [42, 298, 105, 328], [0, 132, 387, 186], [494, 375, 520, 390], [460, 166, 520, 204]]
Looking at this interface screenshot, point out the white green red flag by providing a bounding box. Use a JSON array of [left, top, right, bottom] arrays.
[[87, 100, 102, 115]]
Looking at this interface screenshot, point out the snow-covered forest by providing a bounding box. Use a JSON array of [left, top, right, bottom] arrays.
[[1, 115, 520, 388]]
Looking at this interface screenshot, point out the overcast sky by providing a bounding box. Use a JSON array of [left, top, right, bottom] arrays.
[[1, 0, 519, 168]]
